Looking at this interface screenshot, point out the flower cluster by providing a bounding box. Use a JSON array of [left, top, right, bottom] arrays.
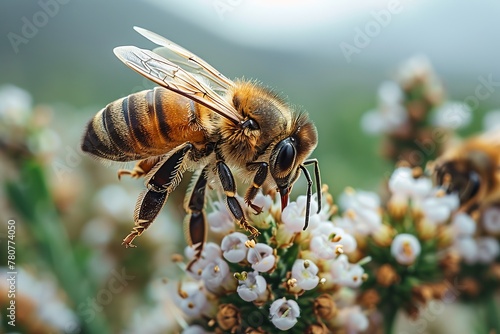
[[163, 190, 370, 333], [361, 55, 471, 167], [344, 163, 499, 332]]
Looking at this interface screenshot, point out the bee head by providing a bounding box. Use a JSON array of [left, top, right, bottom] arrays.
[[269, 113, 318, 210], [435, 161, 481, 206]]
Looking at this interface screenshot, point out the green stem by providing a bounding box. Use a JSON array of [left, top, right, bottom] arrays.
[[486, 295, 500, 334], [383, 307, 397, 334], [6, 161, 110, 334]]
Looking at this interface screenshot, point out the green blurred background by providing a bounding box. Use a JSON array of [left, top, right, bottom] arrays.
[[2, 0, 500, 191], [2, 0, 500, 332]]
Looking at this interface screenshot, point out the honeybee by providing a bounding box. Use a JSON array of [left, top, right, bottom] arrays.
[[81, 27, 321, 269], [433, 132, 500, 214]]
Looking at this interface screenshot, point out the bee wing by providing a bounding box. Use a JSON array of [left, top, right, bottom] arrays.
[[114, 45, 242, 124], [134, 26, 233, 92]]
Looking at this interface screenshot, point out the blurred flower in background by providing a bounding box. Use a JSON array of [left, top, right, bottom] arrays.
[[361, 55, 472, 168], [1, 2, 500, 330]]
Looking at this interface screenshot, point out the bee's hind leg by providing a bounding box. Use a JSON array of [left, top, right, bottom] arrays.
[[244, 162, 269, 214], [122, 143, 193, 247], [184, 166, 209, 272], [118, 156, 163, 180]]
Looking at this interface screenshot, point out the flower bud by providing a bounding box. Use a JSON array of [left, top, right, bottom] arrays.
[[372, 224, 394, 247], [459, 277, 480, 297], [390, 233, 421, 265], [216, 304, 240, 332], [244, 328, 267, 334], [358, 289, 380, 308], [439, 251, 460, 276], [313, 294, 337, 320], [305, 323, 329, 334], [376, 264, 399, 287], [412, 285, 433, 304], [416, 218, 437, 241]]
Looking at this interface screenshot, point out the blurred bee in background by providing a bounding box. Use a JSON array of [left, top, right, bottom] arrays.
[[433, 132, 500, 214], [81, 27, 321, 269]]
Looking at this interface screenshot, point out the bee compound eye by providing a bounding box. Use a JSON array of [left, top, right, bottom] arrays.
[[242, 118, 259, 130], [275, 138, 296, 173]]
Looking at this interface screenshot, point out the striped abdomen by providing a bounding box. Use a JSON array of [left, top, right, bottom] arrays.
[[81, 87, 209, 161]]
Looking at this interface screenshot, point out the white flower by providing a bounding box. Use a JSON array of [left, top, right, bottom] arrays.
[[291, 259, 319, 290], [269, 298, 300, 331], [4, 268, 79, 331], [361, 104, 407, 134], [28, 127, 61, 155], [201, 257, 233, 294], [281, 201, 309, 233], [80, 217, 115, 247], [248, 192, 274, 223], [432, 101, 471, 129], [451, 213, 476, 237], [207, 202, 234, 235], [454, 237, 478, 264], [175, 282, 208, 318], [476, 237, 500, 264], [391, 234, 421, 265], [338, 189, 382, 235], [279, 197, 321, 247], [337, 306, 369, 333], [378, 80, 404, 105], [389, 167, 433, 199], [0, 84, 32, 126], [127, 304, 177, 334], [396, 55, 434, 86], [310, 224, 357, 259], [185, 242, 221, 280], [329, 254, 365, 288], [247, 243, 275, 272], [182, 325, 210, 334], [281, 195, 320, 232], [295, 194, 319, 216], [361, 80, 408, 134], [236, 271, 267, 302], [482, 206, 500, 234], [221, 232, 248, 263], [421, 191, 459, 224], [95, 184, 136, 222]]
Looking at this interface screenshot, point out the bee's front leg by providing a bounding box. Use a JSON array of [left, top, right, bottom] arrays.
[[184, 166, 209, 272], [122, 143, 193, 247], [217, 160, 260, 240], [244, 162, 269, 214]]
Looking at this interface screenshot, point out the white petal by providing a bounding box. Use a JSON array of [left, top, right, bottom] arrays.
[[361, 110, 387, 134], [221, 232, 248, 263], [391, 234, 421, 265], [378, 80, 403, 105], [452, 213, 476, 237], [482, 206, 500, 234], [477, 237, 500, 264], [432, 101, 471, 129]]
